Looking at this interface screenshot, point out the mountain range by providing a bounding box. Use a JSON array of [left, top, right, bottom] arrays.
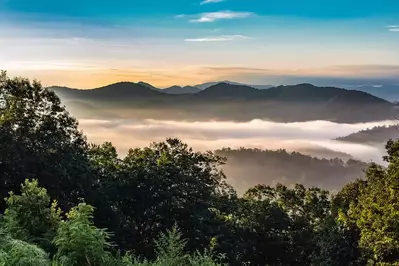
[[48, 81, 399, 123], [50, 80, 399, 100]]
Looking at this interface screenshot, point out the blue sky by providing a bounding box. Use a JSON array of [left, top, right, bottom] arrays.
[[1, 0, 399, 87]]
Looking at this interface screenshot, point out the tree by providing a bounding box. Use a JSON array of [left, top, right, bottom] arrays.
[[53, 203, 115, 266], [0, 238, 51, 266], [2, 179, 61, 252], [344, 139, 399, 265], [243, 184, 331, 265], [0, 70, 93, 210], [101, 138, 230, 257]]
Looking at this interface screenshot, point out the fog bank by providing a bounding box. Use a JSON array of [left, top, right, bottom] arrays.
[[78, 118, 393, 163]]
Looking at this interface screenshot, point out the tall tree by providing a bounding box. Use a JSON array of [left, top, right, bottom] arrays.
[[2, 179, 61, 252], [0, 71, 93, 210], [99, 138, 230, 257], [344, 139, 399, 265]]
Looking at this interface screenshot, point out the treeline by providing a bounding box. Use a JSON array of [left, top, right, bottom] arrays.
[[336, 125, 399, 144], [217, 148, 368, 193], [2, 71, 399, 265]]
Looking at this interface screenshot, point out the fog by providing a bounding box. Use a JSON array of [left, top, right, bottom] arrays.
[[79, 118, 393, 163], [77, 118, 396, 193]]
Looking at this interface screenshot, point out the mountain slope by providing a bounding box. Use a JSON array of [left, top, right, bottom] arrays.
[[49, 82, 168, 101], [195, 80, 273, 90], [137, 81, 163, 92], [345, 84, 399, 102], [217, 148, 368, 194], [196, 82, 261, 99], [336, 125, 399, 144], [163, 85, 201, 94]]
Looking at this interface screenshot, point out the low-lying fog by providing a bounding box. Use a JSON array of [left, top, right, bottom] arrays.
[[79, 118, 393, 162], [78, 118, 395, 193]]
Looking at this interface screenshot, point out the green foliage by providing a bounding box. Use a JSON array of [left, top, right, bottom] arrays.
[[3, 179, 61, 251], [0, 237, 51, 266], [125, 227, 224, 266], [53, 203, 113, 266], [0, 70, 93, 211], [98, 138, 232, 257], [345, 162, 399, 264]]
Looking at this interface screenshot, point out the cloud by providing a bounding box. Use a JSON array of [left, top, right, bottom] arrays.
[[200, 0, 224, 4], [387, 25, 399, 32], [190, 11, 253, 23], [77, 118, 393, 164], [184, 35, 249, 42], [74, 117, 393, 194]]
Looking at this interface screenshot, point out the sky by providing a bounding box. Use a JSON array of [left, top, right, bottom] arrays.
[[1, 0, 399, 88]]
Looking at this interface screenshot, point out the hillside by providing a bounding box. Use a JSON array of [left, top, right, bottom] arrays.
[[163, 85, 201, 94], [50, 82, 168, 101], [195, 82, 261, 99], [195, 80, 273, 90], [137, 81, 163, 92], [336, 125, 399, 144], [50, 82, 398, 123], [349, 84, 399, 102], [217, 148, 368, 194]]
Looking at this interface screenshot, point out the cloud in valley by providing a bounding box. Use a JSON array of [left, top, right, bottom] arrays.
[[78, 118, 394, 163]]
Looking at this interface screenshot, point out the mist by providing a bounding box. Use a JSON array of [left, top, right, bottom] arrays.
[[78, 118, 393, 193], [79, 118, 393, 162]]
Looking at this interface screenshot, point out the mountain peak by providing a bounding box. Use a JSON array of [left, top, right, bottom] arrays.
[[197, 82, 260, 99], [163, 85, 201, 94]]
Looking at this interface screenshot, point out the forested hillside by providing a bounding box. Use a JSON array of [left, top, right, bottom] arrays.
[[336, 125, 399, 144], [217, 148, 368, 194], [3, 71, 399, 265]]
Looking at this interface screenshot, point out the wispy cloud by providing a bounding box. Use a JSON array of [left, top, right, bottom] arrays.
[[200, 0, 224, 5], [190, 11, 253, 23], [185, 35, 249, 42], [387, 25, 399, 32]]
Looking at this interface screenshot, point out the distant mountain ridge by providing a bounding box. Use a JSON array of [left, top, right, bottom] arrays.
[[163, 85, 201, 94], [344, 84, 399, 102], [336, 125, 399, 144], [48, 81, 399, 123], [49, 81, 399, 101], [194, 80, 273, 90]]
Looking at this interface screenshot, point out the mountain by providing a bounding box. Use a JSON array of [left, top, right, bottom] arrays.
[[49, 82, 399, 123], [137, 81, 163, 92], [195, 80, 273, 90], [336, 125, 399, 144], [196, 82, 399, 101], [49, 82, 167, 101], [196, 82, 260, 99], [348, 84, 399, 102], [345, 84, 399, 102], [163, 85, 201, 94]]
